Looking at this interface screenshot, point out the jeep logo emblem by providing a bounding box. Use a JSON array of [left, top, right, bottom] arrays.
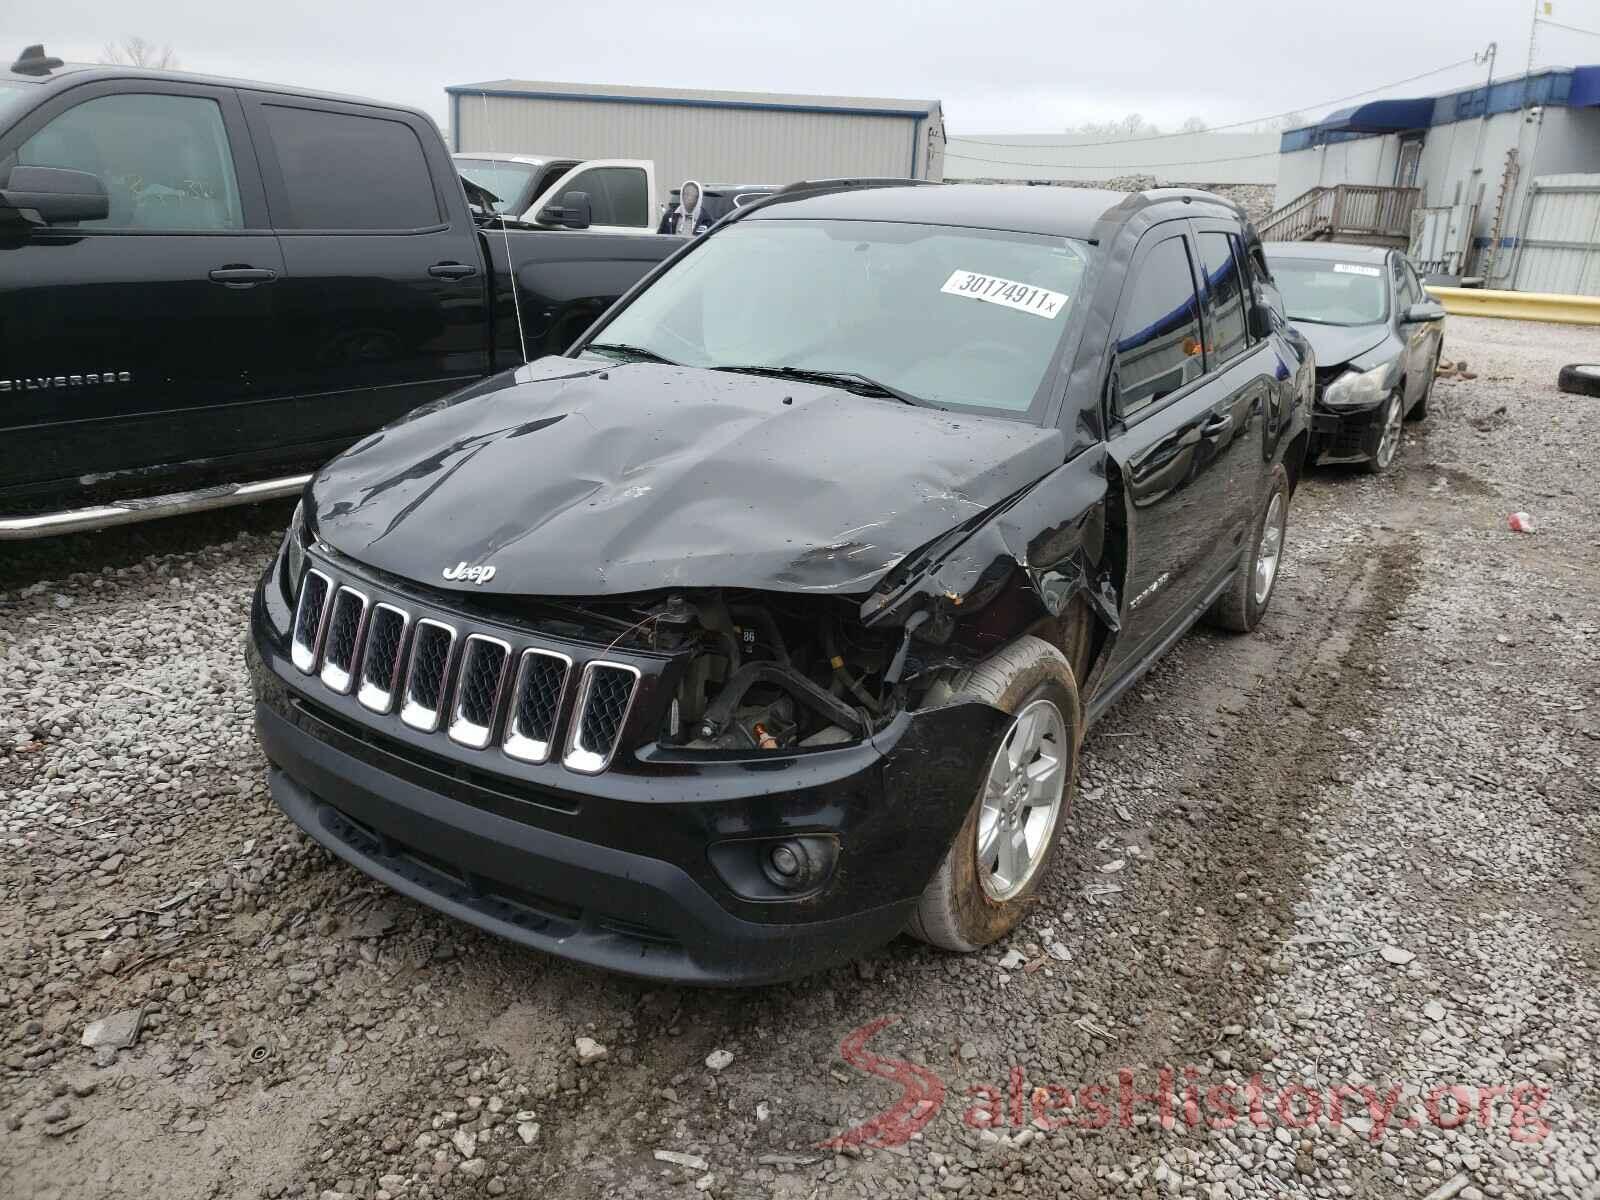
[[442, 561, 496, 585]]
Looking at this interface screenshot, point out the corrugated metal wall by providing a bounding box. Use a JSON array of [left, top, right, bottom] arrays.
[[455, 93, 932, 203], [946, 132, 1280, 186], [1512, 174, 1600, 296]]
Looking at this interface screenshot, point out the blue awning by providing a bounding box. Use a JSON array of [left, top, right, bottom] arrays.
[[1316, 97, 1436, 135], [1572, 65, 1600, 108]]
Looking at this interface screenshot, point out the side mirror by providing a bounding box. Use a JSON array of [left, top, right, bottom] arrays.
[[1, 165, 109, 224], [1404, 300, 1446, 323], [1248, 304, 1274, 339], [536, 190, 592, 230]]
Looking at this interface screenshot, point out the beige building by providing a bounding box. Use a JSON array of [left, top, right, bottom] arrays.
[[447, 78, 945, 192]]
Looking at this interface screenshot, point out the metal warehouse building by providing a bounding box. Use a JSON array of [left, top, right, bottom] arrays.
[[446, 79, 946, 194]]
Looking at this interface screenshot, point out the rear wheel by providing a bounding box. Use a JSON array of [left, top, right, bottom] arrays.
[[1364, 392, 1404, 475], [1207, 463, 1289, 633], [909, 637, 1080, 952]]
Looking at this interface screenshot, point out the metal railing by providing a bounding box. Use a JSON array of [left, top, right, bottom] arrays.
[[1261, 185, 1423, 244]]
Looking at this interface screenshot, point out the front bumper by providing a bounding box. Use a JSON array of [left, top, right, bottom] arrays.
[[1308, 398, 1387, 465], [248, 576, 1008, 985]]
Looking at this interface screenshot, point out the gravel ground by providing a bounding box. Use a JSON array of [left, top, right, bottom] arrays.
[[2, 315, 1596, 1200]]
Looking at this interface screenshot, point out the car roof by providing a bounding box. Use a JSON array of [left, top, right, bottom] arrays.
[[744, 183, 1243, 239], [4, 62, 437, 125], [1263, 242, 1393, 263]]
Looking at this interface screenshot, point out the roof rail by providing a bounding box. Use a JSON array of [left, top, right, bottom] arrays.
[[774, 176, 939, 197]]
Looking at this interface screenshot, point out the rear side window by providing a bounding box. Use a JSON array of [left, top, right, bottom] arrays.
[[561, 166, 648, 228], [1197, 231, 1250, 366], [262, 104, 439, 230], [1114, 234, 1204, 417], [17, 93, 242, 230]]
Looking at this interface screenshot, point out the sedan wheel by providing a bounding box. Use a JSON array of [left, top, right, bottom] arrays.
[[1252, 492, 1285, 608], [1368, 394, 1403, 474]]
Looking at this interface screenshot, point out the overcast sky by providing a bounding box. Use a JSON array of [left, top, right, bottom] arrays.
[[8, 0, 1600, 134]]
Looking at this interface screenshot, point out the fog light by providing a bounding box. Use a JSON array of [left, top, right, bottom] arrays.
[[760, 837, 828, 892]]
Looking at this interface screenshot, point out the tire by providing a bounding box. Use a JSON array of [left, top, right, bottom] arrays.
[[1408, 353, 1438, 421], [1557, 364, 1600, 398], [1362, 392, 1404, 476], [908, 636, 1081, 952], [1207, 463, 1289, 633]]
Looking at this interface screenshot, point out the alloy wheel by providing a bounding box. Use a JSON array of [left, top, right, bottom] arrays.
[[1374, 395, 1403, 468], [1253, 492, 1285, 608], [977, 698, 1068, 901]]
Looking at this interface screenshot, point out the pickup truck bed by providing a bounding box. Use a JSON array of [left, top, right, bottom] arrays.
[[0, 55, 677, 537]]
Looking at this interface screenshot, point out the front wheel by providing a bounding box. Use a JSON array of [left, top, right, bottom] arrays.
[[1364, 392, 1404, 475], [909, 637, 1081, 952], [1207, 463, 1289, 633]]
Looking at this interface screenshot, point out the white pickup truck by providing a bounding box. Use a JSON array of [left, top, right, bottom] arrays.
[[452, 153, 658, 235]]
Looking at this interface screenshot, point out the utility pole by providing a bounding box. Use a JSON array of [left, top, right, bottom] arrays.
[[1524, 0, 1540, 107]]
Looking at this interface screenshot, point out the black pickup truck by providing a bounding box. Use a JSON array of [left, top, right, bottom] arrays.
[[249, 181, 1313, 984], [0, 46, 677, 539]]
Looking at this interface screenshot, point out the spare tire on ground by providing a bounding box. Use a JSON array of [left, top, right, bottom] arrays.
[[1557, 364, 1600, 397]]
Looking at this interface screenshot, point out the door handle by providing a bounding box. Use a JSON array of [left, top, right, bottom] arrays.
[[428, 262, 478, 279], [209, 266, 277, 286], [1201, 412, 1234, 437]]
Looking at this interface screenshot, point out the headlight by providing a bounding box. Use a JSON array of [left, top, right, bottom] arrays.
[[281, 500, 306, 595], [1322, 363, 1395, 409]]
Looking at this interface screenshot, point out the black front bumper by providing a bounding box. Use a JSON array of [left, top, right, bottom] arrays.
[[1308, 399, 1386, 464], [249, 579, 1008, 985]]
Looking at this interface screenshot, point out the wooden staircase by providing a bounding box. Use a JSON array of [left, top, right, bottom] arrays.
[[1259, 184, 1422, 247]]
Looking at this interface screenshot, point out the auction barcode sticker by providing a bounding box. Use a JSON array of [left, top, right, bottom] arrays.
[[1333, 263, 1382, 277], [941, 270, 1068, 318]]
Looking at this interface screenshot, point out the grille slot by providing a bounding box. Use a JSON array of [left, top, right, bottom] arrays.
[[318, 587, 369, 695], [290, 570, 333, 674], [401, 619, 456, 732], [357, 603, 409, 713], [503, 649, 572, 764], [563, 661, 640, 774], [448, 635, 512, 749]]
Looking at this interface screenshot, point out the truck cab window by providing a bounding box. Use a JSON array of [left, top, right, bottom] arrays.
[[1197, 231, 1249, 365], [261, 104, 439, 230], [1113, 234, 1203, 418], [17, 93, 242, 230], [563, 166, 648, 228]]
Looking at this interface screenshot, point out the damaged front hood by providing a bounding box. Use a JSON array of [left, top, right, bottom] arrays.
[[310, 359, 1066, 597], [1293, 320, 1391, 369]]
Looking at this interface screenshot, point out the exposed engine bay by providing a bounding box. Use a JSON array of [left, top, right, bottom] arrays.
[[511, 589, 923, 752]]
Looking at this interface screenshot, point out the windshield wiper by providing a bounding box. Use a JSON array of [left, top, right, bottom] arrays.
[[585, 343, 681, 366], [711, 364, 921, 405]]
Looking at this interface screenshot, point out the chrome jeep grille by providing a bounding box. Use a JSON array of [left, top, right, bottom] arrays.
[[504, 649, 571, 764], [288, 566, 642, 775], [290, 570, 332, 673], [319, 587, 368, 694], [449, 635, 511, 749], [357, 604, 409, 713], [564, 662, 641, 775], [401, 620, 456, 732]]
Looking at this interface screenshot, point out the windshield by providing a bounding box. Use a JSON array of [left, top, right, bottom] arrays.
[[587, 218, 1092, 415], [453, 159, 537, 214], [1267, 256, 1389, 326]]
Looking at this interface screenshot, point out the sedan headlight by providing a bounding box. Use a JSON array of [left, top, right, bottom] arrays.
[[281, 500, 307, 596], [1321, 362, 1396, 409]]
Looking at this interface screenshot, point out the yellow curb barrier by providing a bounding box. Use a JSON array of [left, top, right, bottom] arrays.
[[1426, 286, 1600, 326]]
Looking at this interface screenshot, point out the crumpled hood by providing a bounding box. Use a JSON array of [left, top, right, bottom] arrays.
[[310, 358, 1066, 597], [1294, 320, 1391, 370]]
